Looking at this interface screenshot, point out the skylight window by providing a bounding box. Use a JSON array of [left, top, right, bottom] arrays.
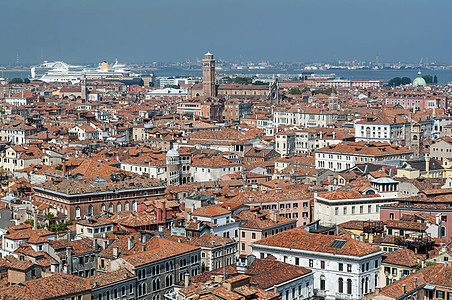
[[330, 240, 347, 249]]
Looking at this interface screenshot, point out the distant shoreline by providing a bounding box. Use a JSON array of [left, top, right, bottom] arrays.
[[2, 67, 452, 84]]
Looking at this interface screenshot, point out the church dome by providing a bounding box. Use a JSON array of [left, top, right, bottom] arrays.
[[166, 149, 179, 157], [413, 70, 426, 87]]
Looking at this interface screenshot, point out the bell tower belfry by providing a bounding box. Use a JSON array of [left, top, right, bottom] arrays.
[[202, 52, 216, 97], [81, 73, 87, 101], [410, 123, 423, 158]]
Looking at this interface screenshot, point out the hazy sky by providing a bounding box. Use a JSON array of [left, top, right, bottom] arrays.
[[2, 0, 451, 65]]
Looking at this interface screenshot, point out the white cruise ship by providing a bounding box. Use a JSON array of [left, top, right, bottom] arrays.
[[30, 59, 140, 83]]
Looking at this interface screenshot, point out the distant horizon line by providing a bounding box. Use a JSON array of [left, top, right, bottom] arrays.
[[1, 58, 451, 67]]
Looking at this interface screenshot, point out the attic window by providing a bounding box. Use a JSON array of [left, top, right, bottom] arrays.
[[330, 240, 347, 249]]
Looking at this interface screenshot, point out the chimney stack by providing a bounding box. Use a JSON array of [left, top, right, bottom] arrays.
[[162, 201, 167, 223], [33, 210, 37, 230], [270, 211, 277, 222], [425, 154, 431, 177], [184, 273, 190, 287]]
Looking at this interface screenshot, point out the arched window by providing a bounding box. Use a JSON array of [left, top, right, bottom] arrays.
[[108, 203, 113, 213], [153, 279, 160, 291], [88, 205, 93, 215], [142, 283, 147, 296], [338, 278, 344, 293], [347, 279, 352, 294], [320, 276, 326, 291], [166, 274, 173, 287], [75, 207, 81, 218], [117, 203, 121, 212], [132, 201, 137, 211], [124, 202, 129, 211], [101, 204, 106, 212]]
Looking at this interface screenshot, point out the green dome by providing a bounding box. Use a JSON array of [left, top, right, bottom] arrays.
[[413, 70, 426, 87]]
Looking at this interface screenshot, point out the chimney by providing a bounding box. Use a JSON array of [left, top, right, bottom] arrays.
[[270, 211, 277, 222], [402, 284, 406, 295], [332, 131, 336, 139], [112, 246, 119, 258], [156, 207, 162, 223], [66, 246, 73, 274], [33, 210, 37, 230], [425, 154, 430, 177], [162, 201, 167, 223], [92, 238, 97, 250], [66, 246, 72, 260], [184, 273, 190, 287]]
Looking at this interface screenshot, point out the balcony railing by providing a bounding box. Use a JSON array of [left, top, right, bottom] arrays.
[[314, 289, 328, 297], [336, 293, 354, 300]]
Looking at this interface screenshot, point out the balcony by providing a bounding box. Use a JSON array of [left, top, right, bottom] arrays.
[[336, 293, 354, 300], [314, 289, 328, 297]]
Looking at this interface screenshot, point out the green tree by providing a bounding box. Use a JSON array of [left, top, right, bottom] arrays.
[[45, 212, 56, 231], [401, 77, 412, 85], [229, 77, 252, 84], [252, 80, 267, 85], [301, 87, 309, 93], [415, 261, 436, 271], [434, 75, 438, 84], [23, 78, 30, 84], [289, 88, 302, 95], [281, 91, 287, 100], [9, 77, 23, 84], [24, 219, 34, 227], [56, 220, 73, 232], [163, 84, 179, 89], [388, 77, 411, 87], [422, 75, 433, 84], [312, 87, 334, 96]]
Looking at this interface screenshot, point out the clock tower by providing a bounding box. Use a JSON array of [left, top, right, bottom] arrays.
[[202, 52, 216, 97]]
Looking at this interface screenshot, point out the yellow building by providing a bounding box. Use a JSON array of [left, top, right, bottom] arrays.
[[381, 248, 419, 287]]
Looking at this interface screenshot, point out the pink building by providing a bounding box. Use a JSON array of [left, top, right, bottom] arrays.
[[234, 207, 297, 255], [225, 188, 312, 226], [384, 96, 446, 110]]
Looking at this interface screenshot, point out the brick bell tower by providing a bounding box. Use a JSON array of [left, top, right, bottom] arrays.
[[202, 52, 216, 97]]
